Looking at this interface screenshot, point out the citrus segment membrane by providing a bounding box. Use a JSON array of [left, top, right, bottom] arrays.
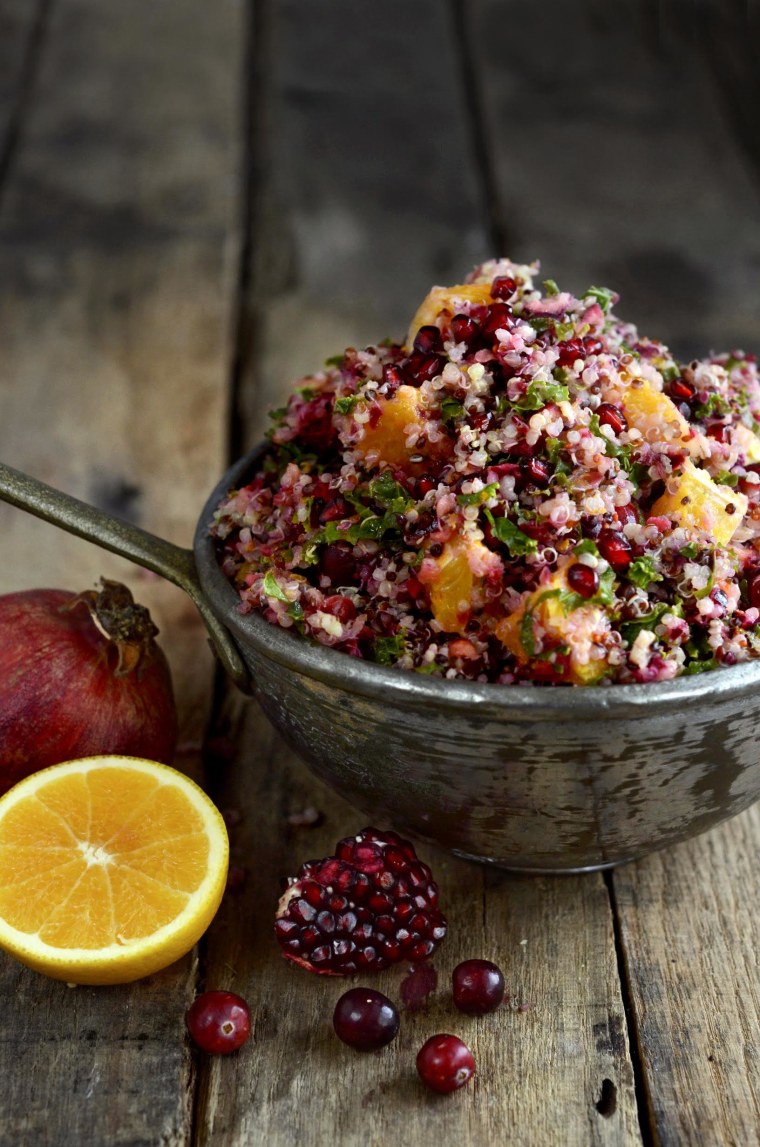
[[0, 755, 229, 983]]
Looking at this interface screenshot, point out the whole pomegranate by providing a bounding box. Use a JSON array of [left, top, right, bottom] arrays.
[[0, 579, 177, 794]]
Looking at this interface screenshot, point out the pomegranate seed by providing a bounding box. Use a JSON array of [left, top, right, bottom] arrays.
[[452, 959, 506, 1015], [382, 364, 404, 390], [320, 542, 357, 585], [332, 987, 400, 1051], [450, 314, 479, 345], [491, 276, 517, 300], [668, 377, 696, 403], [582, 336, 604, 356], [404, 352, 446, 385], [481, 303, 514, 339], [274, 827, 447, 975], [319, 497, 350, 523], [417, 476, 436, 496], [521, 457, 551, 486], [185, 991, 252, 1055], [322, 595, 357, 624], [413, 325, 443, 354], [706, 422, 729, 443], [597, 529, 632, 572], [596, 403, 628, 435], [750, 575, 760, 611], [615, 503, 639, 527], [567, 563, 599, 599], [556, 338, 586, 367], [416, 1034, 476, 1094]]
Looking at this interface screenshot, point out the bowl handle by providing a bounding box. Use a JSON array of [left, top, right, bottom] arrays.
[[0, 461, 252, 693]]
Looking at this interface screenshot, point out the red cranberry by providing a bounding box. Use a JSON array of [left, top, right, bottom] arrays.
[[597, 529, 632, 572], [596, 403, 628, 435], [668, 377, 697, 403], [320, 542, 357, 585], [186, 991, 252, 1055], [413, 325, 443, 354], [491, 276, 516, 300], [567, 562, 600, 599], [322, 595, 357, 624], [416, 1034, 476, 1094], [333, 987, 400, 1051], [450, 314, 479, 345], [452, 959, 505, 1015]]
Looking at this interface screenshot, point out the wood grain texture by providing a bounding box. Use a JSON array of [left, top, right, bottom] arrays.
[[0, 0, 241, 1142], [612, 805, 760, 1147], [465, 0, 760, 362], [0, 0, 48, 170], [197, 697, 642, 1147]]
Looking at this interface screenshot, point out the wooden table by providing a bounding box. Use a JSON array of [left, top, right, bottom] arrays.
[[1, 2, 760, 1143]]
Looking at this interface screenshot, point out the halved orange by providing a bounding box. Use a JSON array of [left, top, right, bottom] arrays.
[[0, 755, 229, 984]]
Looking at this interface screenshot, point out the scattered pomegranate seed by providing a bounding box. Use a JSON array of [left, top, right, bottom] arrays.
[[668, 377, 696, 403], [319, 497, 350, 523], [597, 529, 632, 572], [400, 962, 438, 1012], [320, 542, 357, 585], [491, 276, 516, 300], [404, 352, 446, 385], [750, 575, 760, 611], [416, 1034, 476, 1094], [274, 827, 447, 975], [450, 314, 479, 346], [556, 338, 586, 367], [706, 422, 729, 443], [413, 325, 443, 354], [596, 403, 628, 435], [567, 563, 599, 599], [521, 457, 551, 486], [332, 987, 400, 1051], [582, 336, 604, 356], [186, 991, 252, 1055], [480, 303, 514, 339], [452, 959, 506, 1015], [322, 595, 358, 624], [417, 476, 436, 496]]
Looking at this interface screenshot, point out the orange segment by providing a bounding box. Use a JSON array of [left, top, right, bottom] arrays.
[[651, 460, 748, 546], [354, 385, 450, 474], [0, 756, 228, 984], [407, 283, 494, 347]]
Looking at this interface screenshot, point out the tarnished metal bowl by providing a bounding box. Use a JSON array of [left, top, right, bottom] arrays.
[[4, 446, 760, 872]]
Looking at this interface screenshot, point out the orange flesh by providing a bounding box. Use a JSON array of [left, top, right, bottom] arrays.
[[355, 385, 450, 473], [0, 767, 210, 946]]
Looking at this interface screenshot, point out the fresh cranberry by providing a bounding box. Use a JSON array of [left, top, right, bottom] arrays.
[[596, 403, 628, 435], [491, 276, 516, 300], [567, 563, 599, 599], [320, 542, 357, 585], [597, 529, 632, 572], [452, 959, 505, 1014], [404, 352, 446, 385], [450, 314, 479, 345], [416, 1034, 476, 1094], [413, 325, 443, 354], [668, 377, 696, 403], [186, 991, 252, 1055], [332, 987, 400, 1051]]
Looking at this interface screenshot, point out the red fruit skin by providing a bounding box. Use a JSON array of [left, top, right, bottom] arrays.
[[0, 588, 177, 795], [416, 1034, 476, 1094], [186, 991, 252, 1054]]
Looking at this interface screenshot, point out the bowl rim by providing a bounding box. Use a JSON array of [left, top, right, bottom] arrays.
[[194, 442, 760, 720]]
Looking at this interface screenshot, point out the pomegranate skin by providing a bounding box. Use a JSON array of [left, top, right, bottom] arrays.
[[0, 585, 177, 795]]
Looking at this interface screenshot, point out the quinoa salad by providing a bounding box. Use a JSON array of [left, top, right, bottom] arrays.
[[210, 259, 760, 685]]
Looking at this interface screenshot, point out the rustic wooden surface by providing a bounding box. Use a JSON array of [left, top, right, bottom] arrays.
[[0, 2, 759, 1145]]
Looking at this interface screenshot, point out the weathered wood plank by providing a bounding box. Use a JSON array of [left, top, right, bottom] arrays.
[[465, 0, 760, 362], [197, 3, 642, 1141], [0, 0, 242, 1142], [200, 697, 641, 1147], [612, 806, 760, 1146]]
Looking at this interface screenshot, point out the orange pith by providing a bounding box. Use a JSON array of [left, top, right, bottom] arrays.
[[0, 756, 228, 983]]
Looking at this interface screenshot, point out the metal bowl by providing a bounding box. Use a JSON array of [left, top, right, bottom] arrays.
[[194, 447, 760, 872], [3, 447, 760, 872]]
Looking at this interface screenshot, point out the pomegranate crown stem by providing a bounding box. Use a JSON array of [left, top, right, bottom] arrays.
[[66, 578, 159, 677]]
